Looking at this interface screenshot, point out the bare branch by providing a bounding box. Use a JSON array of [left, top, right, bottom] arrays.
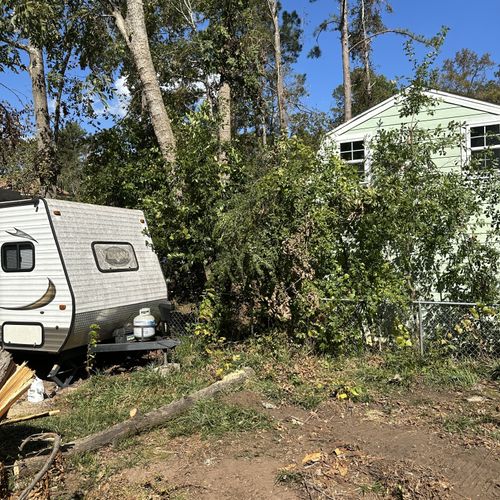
[[18, 433, 61, 500], [314, 17, 338, 43], [0, 36, 28, 52], [0, 82, 29, 105], [173, 0, 197, 31], [349, 29, 430, 53]]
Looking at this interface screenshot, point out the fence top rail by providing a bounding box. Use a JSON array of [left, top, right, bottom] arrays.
[[414, 300, 500, 307], [321, 298, 499, 308]]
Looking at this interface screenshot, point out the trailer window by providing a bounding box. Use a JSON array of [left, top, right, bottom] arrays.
[[1, 242, 35, 272], [92, 242, 139, 272]]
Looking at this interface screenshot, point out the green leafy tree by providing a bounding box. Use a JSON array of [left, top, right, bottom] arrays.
[[331, 67, 397, 123], [204, 39, 500, 350], [437, 48, 500, 104], [0, 0, 117, 194]]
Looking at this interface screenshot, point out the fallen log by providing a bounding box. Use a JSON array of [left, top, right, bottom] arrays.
[[67, 367, 254, 456], [17, 367, 254, 476]]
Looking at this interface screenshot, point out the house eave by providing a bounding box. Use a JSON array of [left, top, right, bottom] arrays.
[[326, 89, 500, 140]]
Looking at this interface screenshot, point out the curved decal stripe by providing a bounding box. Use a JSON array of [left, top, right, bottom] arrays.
[[0, 278, 56, 310], [5, 227, 38, 243]]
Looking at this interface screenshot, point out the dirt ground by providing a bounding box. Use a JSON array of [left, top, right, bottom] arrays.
[[49, 382, 500, 500]]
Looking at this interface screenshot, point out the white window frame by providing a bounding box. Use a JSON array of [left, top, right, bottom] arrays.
[[463, 118, 500, 169], [337, 134, 372, 183]]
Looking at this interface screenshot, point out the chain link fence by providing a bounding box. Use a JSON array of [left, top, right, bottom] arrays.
[[320, 299, 500, 359], [166, 304, 199, 337], [169, 299, 499, 360], [416, 301, 500, 359]]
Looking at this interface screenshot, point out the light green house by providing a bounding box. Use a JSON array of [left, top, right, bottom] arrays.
[[324, 89, 500, 178], [324, 90, 500, 246]]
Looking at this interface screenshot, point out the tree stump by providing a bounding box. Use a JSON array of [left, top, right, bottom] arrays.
[[0, 349, 14, 390]]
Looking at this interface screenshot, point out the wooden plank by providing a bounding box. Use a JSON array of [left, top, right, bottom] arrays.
[[0, 409, 60, 426]]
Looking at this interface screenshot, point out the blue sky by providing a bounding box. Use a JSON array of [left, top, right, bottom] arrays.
[[284, 0, 500, 112], [1, 0, 499, 128]]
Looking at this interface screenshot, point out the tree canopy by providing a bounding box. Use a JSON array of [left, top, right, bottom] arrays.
[[1, 1, 499, 350]]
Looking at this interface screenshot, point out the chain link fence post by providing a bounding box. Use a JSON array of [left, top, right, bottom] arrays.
[[417, 301, 424, 356]]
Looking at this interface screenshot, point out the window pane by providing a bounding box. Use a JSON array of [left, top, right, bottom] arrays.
[[486, 124, 500, 134], [471, 136, 485, 148], [352, 150, 365, 160], [19, 244, 34, 270], [356, 163, 365, 178], [352, 141, 364, 150], [471, 149, 500, 168], [493, 149, 500, 165], [470, 126, 484, 137], [340, 142, 351, 152], [340, 151, 352, 161], [486, 134, 500, 146], [4, 247, 18, 270]]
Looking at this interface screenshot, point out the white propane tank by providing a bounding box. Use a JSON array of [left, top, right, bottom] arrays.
[[133, 308, 156, 340]]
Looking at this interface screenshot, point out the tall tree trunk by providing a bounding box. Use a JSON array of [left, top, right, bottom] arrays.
[[340, 0, 352, 122], [28, 44, 57, 195], [111, 0, 176, 164], [360, 0, 372, 104], [268, 0, 287, 134], [259, 103, 267, 147], [218, 81, 231, 165]]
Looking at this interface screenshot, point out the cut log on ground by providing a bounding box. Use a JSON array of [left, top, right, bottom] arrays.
[[17, 367, 255, 476], [67, 367, 254, 456], [0, 348, 14, 389]]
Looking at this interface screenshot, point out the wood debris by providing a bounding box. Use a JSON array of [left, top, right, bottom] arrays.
[[0, 349, 34, 421]]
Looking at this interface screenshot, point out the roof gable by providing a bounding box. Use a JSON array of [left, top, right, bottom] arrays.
[[327, 89, 500, 138]]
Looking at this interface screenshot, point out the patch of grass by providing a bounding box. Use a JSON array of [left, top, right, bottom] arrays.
[[346, 351, 488, 395], [233, 333, 341, 409], [358, 481, 385, 495], [275, 467, 304, 485], [441, 413, 499, 440], [168, 399, 270, 438], [423, 363, 480, 388], [41, 338, 213, 441], [442, 415, 477, 434], [68, 451, 107, 481]]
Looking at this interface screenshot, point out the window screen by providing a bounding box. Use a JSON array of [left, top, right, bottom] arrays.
[[1, 242, 35, 272], [92, 242, 138, 272]]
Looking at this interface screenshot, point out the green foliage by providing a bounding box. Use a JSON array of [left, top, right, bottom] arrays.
[[331, 68, 398, 124], [56, 121, 87, 196], [204, 66, 500, 350], [80, 105, 248, 299], [193, 288, 225, 345], [437, 48, 500, 104], [86, 323, 100, 374], [424, 305, 500, 359]]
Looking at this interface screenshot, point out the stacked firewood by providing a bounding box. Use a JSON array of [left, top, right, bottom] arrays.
[[0, 348, 34, 421]]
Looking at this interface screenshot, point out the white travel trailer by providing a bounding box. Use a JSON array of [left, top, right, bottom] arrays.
[[0, 198, 169, 355]]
